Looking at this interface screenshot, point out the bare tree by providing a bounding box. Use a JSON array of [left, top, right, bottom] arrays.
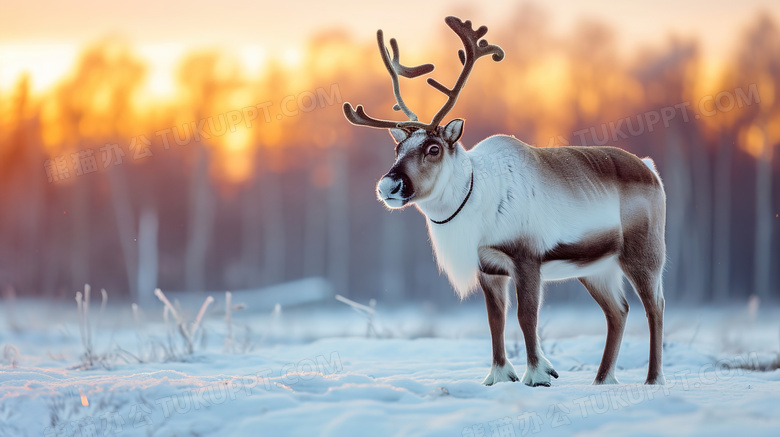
[[184, 146, 215, 291], [137, 207, 159, 305], [259, 156, 286, 286], [240, 159, 264, 287], [303, 154, 326, 279], [327, 146, 350, 295], [712, 133, 734, 300]]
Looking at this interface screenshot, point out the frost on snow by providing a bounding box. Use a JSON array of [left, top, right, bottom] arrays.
[[0, 299, 779, 437]]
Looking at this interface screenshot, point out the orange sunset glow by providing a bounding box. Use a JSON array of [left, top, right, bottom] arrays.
[[0, 1, 778, 301], [1, 1, 778, 182]]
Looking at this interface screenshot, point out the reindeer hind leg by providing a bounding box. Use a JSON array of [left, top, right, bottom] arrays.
[[579, 263, 628, 385], [620, 220, 666, 385], [627, 270, 665, 385]]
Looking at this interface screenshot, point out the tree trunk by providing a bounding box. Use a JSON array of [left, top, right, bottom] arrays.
[[184, 146, 215, 291], [379, 209, 403, 303], [690, 134, 712, 301], [137, 207, 158, 306], [713, 133, 732, 301], [327, 147, 350, 296], [70, 176, 90, 288], [753, 126, 773, 299], [240, 173, 264, 287], [107, 166, 138, 301], [260, 164, 286, 285], [303, 162, 325, 278], [664, 127, 693, 300]]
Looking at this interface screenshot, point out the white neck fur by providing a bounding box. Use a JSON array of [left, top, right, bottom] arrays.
[[416, 144, 473, 221]]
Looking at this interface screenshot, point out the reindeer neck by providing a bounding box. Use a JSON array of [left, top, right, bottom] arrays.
[[417, 145, 473, 223]]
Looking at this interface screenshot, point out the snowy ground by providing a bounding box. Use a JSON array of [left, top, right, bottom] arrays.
[[1, 294, 779, 437]]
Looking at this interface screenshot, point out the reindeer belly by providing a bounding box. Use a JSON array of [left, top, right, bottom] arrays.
[[541, 254, 620, 281], [540, 227, 622, 281]]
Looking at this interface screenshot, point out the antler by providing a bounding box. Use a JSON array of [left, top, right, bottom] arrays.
[[342, 16, 504, 132], [343, 30, 435, 129], [405, 17, 505, 130]]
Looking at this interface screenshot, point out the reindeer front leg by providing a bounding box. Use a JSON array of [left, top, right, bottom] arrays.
[[479, 272, 518, 385], [513, 261, 559, 387]]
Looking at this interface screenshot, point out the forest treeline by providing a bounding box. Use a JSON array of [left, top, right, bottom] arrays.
[[0, 6, 778, 304]]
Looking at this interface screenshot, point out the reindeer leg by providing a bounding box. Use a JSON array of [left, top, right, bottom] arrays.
[[579, 265, 628, 385], [479, 272, 518, 385], [513, 262, 558, 387], [620, 222, 666, 385], [628, 274, 666, 385]]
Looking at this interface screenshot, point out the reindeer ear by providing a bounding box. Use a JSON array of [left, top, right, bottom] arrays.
[[389, 128, 410, 144], [441, 119, 464, 145]]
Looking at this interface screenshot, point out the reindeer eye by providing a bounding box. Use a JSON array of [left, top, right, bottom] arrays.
[[426, 144, 440, 156]]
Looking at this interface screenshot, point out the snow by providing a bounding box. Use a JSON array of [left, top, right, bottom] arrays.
[[1, 297, 779, 437]]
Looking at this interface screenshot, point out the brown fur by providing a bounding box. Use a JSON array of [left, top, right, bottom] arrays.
[[533, 146, 661, 191], [479, 273, 512, 369]]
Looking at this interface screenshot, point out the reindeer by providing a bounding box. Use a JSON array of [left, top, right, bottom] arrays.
[[343, 17, 666, 387]]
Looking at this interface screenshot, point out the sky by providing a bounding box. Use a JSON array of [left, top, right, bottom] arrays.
[[0, 0, 778, 93]]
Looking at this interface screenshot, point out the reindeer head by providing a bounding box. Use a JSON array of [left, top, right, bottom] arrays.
[[376, 119, 466, 208], [342, 16, 504, 209]]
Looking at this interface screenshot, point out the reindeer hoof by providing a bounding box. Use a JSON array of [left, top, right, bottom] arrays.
[[521, 358, 558, 387], [644, 374, 666, 385], [593, 373, 619, 385], [483, 362, 520, 386]]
